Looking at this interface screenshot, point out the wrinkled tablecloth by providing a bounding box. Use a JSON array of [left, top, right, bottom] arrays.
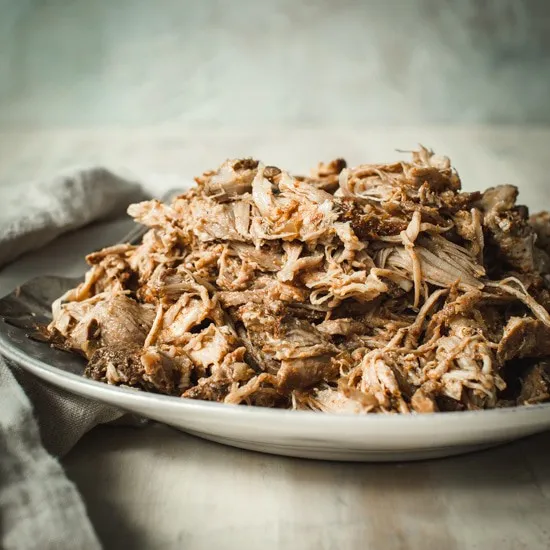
[[0, 168, 150, 550]]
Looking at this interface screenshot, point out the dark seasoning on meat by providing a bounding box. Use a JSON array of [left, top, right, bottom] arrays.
[[47, 148, 550, 413]]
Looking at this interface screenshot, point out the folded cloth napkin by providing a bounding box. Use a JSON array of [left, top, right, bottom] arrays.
[[0, 168, 150, 550]]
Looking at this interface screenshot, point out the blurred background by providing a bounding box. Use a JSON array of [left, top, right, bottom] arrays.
[[1, 0, 549, 128], [1, 0, 549, 205]]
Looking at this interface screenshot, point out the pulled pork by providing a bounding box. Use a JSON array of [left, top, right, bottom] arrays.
[[47, 147, 550, 413]]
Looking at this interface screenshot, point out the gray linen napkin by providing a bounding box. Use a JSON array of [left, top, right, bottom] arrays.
[[0, 167, 149, 550]]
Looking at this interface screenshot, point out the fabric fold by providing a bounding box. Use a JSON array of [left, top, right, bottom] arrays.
[[0, 167, 151, 550]]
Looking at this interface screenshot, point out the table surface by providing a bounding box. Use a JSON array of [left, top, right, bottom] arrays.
[[1, 127, 550, 550]]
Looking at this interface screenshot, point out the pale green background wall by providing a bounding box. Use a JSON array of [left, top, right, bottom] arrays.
[[0, 0, 549, 127]]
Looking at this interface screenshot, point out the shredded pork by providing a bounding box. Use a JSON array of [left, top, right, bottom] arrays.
[[47, 148, 550, 413]]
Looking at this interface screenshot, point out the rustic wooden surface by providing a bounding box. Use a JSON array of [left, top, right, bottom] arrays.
[[1, 127, 550, 550]]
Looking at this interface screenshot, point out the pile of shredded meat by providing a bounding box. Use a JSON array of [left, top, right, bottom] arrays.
[[47, 148, 550, 413]]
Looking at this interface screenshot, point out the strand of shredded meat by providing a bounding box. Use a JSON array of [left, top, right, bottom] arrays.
[[47, 148, 550, 413]]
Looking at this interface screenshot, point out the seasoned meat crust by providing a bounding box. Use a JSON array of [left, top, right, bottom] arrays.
[[47, 148, 550, 412]]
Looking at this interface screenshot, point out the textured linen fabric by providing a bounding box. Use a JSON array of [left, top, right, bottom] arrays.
[[0, 167, 146, 266], [0, 168, 149, 549]]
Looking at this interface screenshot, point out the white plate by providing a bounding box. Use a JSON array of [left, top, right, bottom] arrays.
[[2, 276, 550, 462]]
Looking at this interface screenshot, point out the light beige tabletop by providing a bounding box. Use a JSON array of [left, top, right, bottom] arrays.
[[1, 127, 550, 550]]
